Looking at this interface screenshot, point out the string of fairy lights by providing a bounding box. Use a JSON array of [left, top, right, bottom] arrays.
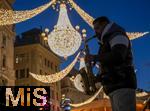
[[68, 0, 94, 28], [30, 52, 80, 83], [70, 86, 103, 107], [0, 0, 56, 25]]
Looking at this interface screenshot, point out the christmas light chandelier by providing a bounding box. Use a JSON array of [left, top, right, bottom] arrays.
[[48, 4, 82, 57], [30, 52, 80, 83], [0, 0, 56, 25]]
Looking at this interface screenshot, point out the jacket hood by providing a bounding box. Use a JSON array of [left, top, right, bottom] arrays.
[[101, 22, 126, 43]]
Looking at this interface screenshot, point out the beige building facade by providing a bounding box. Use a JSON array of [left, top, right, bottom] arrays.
[[0, 0, 15, 86], [14, 28, 61, 111]]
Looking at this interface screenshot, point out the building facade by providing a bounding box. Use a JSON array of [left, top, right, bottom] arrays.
[[14, 28, 61, 111], [0, 0, 15, 86]]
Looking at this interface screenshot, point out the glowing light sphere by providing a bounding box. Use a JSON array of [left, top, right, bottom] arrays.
[[82, 34, 87, 38], [48, 4, 82, 57], [41, 32, 46, 37], [82, 29, 86, 33], [44, 37, 48, 41], [75, 25, 80, 30], [45, 28, 50, 33]]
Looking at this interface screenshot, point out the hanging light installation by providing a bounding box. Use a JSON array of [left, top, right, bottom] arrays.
[[68, 0, 149, 40], [48, 4, 82, 57], [68, 0, 94, 28], [70, 87, 103, 107], [71, 74, 85, 93], [136, 90, 149, 97], [70, 57, 87, 93], [127, 32, 149, 40], [30, 52, 80, 83], [0, 0, 56, 25]]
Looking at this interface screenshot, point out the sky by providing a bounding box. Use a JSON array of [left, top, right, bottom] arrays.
[[13, 0, 150, 91]]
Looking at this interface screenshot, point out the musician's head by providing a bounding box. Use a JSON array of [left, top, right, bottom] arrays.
[[93, 16, 110, 38]]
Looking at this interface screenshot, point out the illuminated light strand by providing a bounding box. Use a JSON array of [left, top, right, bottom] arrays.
[[70, 86, 103, 107], [72, 74, 85, 93], [136, 91, 149, 97], [30, 52, 80, 83], [127, 32, 149, 40], [70, 88, 149, 108], [71, 58, 87, 93], [69, 0, 94, 28], [68, 0, 149, 40], [48, 4, 82, 57], [0, 0, 56, 25]]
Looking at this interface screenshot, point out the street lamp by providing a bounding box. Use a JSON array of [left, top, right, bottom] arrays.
[[41, 28, 50, 41]]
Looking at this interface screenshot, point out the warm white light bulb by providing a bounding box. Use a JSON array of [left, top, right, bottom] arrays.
[[44, 37, 48, 41], [82, 34, 87, 38], [75, 25, 80, 30], [45, 28, 49, 33], [41, 32, 46, 37], [82, 29, 86, 33]]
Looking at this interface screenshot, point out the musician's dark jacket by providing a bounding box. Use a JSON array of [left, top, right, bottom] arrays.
[[94, 22, 137, 95]]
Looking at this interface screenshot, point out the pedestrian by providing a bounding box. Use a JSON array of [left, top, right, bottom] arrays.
[[86, 16, 137, 111]]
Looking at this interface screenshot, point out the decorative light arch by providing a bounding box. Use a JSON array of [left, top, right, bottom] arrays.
[[0, 0, 56, 25], [30, 52, 80, 83]]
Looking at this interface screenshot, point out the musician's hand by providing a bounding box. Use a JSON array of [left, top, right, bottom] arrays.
[[85, 55, 95, 62]]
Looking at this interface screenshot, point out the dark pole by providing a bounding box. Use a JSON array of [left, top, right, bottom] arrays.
[[85, 41, 97, 94]]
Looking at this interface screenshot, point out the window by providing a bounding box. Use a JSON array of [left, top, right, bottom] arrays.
[[51, 90, 55, 100], [51, 62, 53, 69], [39, 55, 42, 66], [45, 58, 47, 66], [26, 68, 29, 78], [20, 69, 25, 79], [57, 107, 60, 111], [2, 55, 6, 68], [53, 105, 55, 111], [48, 61, 50, 67], [19, 54, 25, 62], [1, 79, 7, 86], [15, 56, 19, 64], [40, 70, 42, 75], [56, 92, 59, 100], [15, 54, 26, 64], [15, 70, 19, 79], [57, 82, 60, 90], [55, 65, 57, 72], [2, 35, 6, 46]]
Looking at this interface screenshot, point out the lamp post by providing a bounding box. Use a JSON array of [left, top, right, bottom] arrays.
[[41, 28, 49, 41], [61, 94, 71, 111]]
